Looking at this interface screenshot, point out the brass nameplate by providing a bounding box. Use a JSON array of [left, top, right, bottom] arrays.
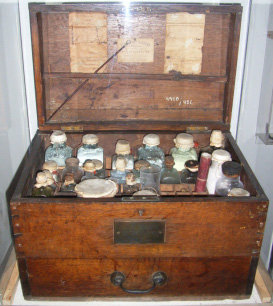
[[114, 220, 165, 244]]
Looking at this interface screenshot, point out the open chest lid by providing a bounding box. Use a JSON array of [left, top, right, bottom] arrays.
[[30, 3, 242, 132]]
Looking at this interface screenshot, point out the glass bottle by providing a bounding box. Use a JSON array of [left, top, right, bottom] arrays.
[[61, 173, 76, 192], [132, 160, 150, 183], [181, 160, 199, 184], [123, 173, 141, 194], [77, 134, 104, 167], [32, 172, 54, 197], [160, 156, 180, 184], [170, 133, 197, 171], [137, 134, 165, 168], [81, 160, 96, 181], [42, 160, 60, 183], [215, 161, 244, 196], [206, 149, 232, 194], [92, 159, 106, 179], [110, 156, 130, 184], [61, 157, 84, 183], [112, 140, 134, 170], [45, 130, 72, 167], [199, 130, 225, 156]]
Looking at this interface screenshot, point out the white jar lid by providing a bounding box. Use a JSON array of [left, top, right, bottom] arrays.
[[115, 140, 131, 154], [210, 130, 224, 147], [212, 149, 231, 162], [42, 160, 58, 172], [50, 130, 67, 144], [174, 133, 194, 149], [83, 160, 96, 172], [82, 134, 98, 145], [143, 134, 160, 146]]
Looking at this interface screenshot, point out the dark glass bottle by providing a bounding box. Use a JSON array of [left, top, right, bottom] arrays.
[[181, 160, 199, 184], [160, 156, 180, 184], [61, 157, 84, 183]]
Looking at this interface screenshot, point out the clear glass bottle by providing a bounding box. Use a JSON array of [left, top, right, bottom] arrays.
[[170, 133, 197, 171], [215, 161, 244, 196], [77, 134, 104, 167], [45, 130, 72, 167], [32, 172, 54, 197], [123, 173, 141, 194], [206, 149, 232, 194], [137, 134, 165, 168], [132, 160, 150, 183], [160, 156, 180, 184], [61, 173, 76, 192], [112, 140, 134, 170], [181, 160, 199, 184], [110, 156, 130, 184], [61, 157, 84, 183], [42, 160, 60, 183], [81, 160, 96, 181], [199, 130, 225, 156]]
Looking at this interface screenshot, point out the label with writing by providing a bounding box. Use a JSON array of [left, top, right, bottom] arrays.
[[166, 96, 193, 106], [118, 38, 154, 63]]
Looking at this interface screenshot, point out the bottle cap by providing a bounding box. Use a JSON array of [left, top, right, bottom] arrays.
[[185, 160, 199, 172], [165, 156, 175, 167], [82, 134, 98, 145], [115, 156, 127, 171], [65, 157, 80, 167], [125, 173, 137, 185], [42, 160, 58, 172], [174, 133, 194, 149], [135, 160, 150, 170], [43, 170, 53, 180], [92, 159, 103, 170], [212, 149, 231, 162], [83, 160, 96, 172], [143, 134, 160, 146], [228, 188, 250, 197], [222, 161, 242, 176], [210, 130, 224, 147], [36, 172, 47, 184], [50, 130, 67, 144], [115, 140, 131, 155]]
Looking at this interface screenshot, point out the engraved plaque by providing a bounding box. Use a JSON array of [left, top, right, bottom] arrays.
[[114, 220, 165, 244]]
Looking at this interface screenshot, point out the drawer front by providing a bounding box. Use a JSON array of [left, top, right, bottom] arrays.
[[13, 201, 266, 259], [25, 257, 252, 298]]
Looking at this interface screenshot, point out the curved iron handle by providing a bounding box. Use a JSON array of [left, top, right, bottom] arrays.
[[110, 271, 167, 294]]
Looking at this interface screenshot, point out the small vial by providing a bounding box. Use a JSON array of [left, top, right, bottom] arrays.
[[112, 140, 134, 170]]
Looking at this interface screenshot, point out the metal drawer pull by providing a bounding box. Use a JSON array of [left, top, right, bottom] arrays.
[[110, 271, 167, 294]]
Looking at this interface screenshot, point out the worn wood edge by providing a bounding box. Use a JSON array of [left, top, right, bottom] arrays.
[[255, 259, 273, 302], [2, 262, 19, 305]]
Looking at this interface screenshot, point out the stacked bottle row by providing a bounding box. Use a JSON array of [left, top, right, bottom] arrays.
[[32, 130, 250, 197]]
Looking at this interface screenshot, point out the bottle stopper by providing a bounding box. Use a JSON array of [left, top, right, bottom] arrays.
[[83, 160, 96, 172], [174, 133, 194, 149], [210, 130, 224, 147], [42, 160, 58, 172], [115, 140, 131, 155], [50, 130, 67, 144], [143, 134, 160, 146], [82, 134, 98, 145], [135, 160, 150, 171]]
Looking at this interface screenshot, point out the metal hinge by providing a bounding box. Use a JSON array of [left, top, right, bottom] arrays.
[[61, 125, 83, 132], [186, 126, 209, 132]]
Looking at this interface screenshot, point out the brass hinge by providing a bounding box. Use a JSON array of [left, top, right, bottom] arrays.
[[61, 125, 83, 132], [186, 126, 209, 132]]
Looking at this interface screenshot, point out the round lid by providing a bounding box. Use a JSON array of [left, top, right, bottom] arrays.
[[36, 172, 47, 184], [185, 160, 199, 172], [42, 160, 58, 172], [165, 156, 175, 167], [50, 130, 67, 144], [212, 149, 231, 162], [115, 156, 127, 171], [143, 134, 160, 146], [43, 170, 53, 180], [210, 130, 224, 147], [174, 133, 194, 149], [125, 173, 137, 185], [82, 134, 98, 145], [135, 160, 150, 170], [65, 157, 80, 167], [92, 159, 103, 170], [75, 179, 118, 198], [222, 161, 242, 176], [228, 188, 250, 197], [83, 160, 96, 172], [115, 140, 131, 154]]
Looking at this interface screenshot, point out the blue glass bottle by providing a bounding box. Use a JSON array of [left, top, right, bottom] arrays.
[[45, 130, 72, 167], [110, 156, 129, 184]]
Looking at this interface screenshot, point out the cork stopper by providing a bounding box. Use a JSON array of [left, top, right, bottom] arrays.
[[165, 156, 175, 168], [115, 156, 127, 171], [222, 161, 242, 177], [36, 172, 47, 184], [212, 149, 231, 162], [65, 157, 80, 167], [125, 173, 137, 185], [83, 160, 96, 172], [210, 130, 224, 147], [92, 159, 103, 170], [115, 140, 131, 155], [82, 134, 98, 145], [174, 133, 194, 149], [143, 134, 160, 146], [42, 160, 58, 172], [185, 160, 199, 172], [134, 160, 150, 171], [43, 170, 53, 180], [64, 172, 75, 185], [228, 188, 250, 197], [50, 130, 67, 144]]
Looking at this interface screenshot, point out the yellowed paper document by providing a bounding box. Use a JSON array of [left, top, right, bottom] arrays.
[[117, 38, 154, 63], [164, 13, 205, 74], [69, 12, 108, 73]]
